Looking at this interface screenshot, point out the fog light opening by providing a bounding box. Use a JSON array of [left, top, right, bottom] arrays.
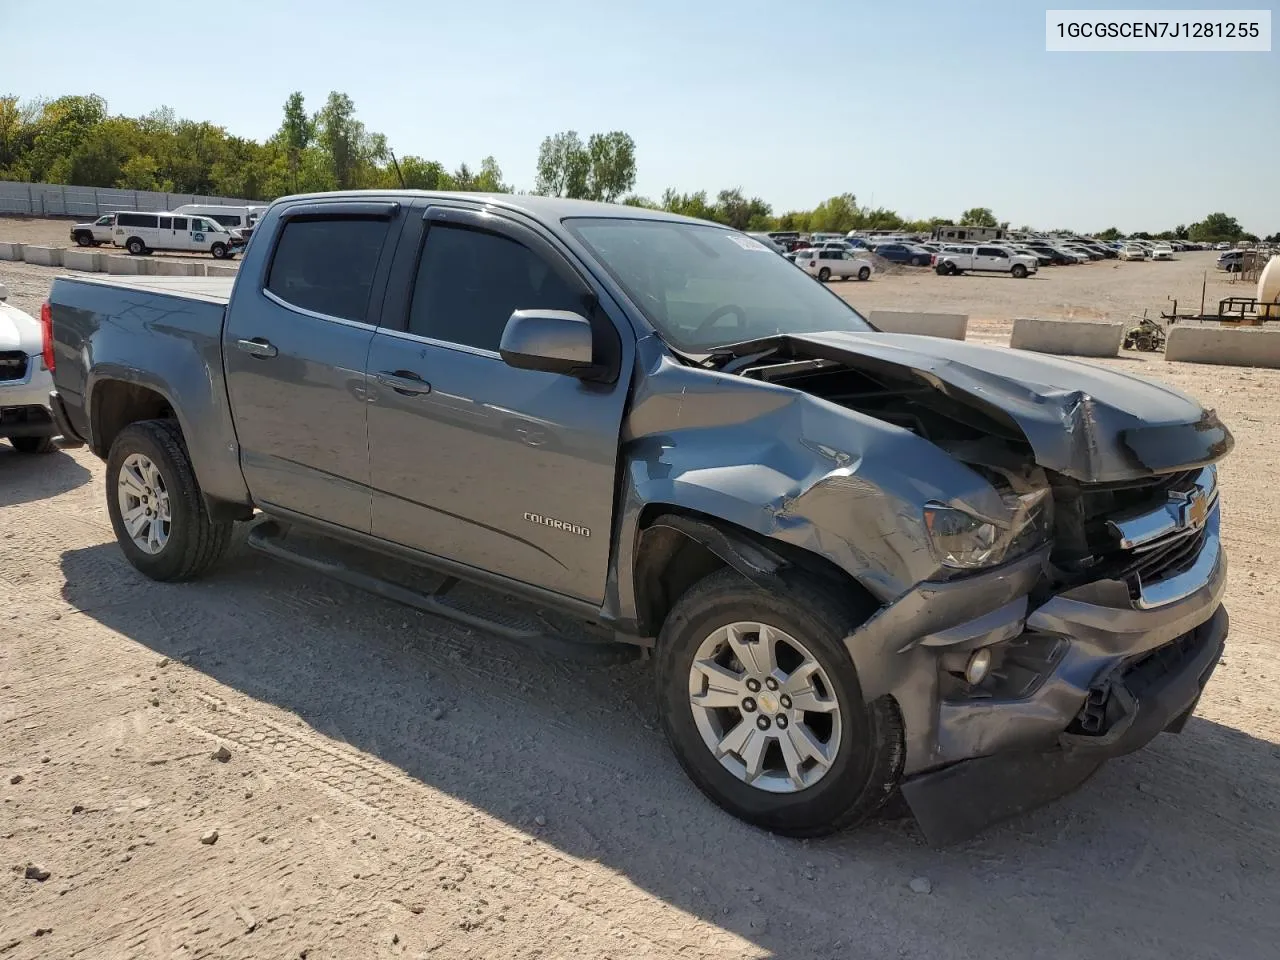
[[965, 648, 993, 685]]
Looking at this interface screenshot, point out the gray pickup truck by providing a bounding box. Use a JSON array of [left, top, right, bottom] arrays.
[[45, 191, 1232, 844]]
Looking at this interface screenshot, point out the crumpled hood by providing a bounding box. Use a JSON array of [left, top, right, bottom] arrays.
[[0, 301, 41, 356], [784, 330, 1233, 483]]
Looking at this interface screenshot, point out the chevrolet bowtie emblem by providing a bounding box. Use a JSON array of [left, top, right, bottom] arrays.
[[1185, 490, 1210, 529]]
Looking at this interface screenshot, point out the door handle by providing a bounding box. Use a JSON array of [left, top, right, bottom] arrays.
[[236, 337, 278, 359], [375, 370, 432, 396]]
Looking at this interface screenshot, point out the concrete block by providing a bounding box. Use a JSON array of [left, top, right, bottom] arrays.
[[1010, 318, 1123, 358], [869, 310, 968, 340], [1165, 325, 1280, 369], [105, 255, 153, 276], [21, 245, 63, 267], [62, 249, 104, 272], [205, 264, 239, 277], [151, 260, 197, 276], [0, 241, 24, 261]]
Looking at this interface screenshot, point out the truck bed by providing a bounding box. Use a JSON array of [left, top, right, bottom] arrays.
[[64, 273, 234, 304]]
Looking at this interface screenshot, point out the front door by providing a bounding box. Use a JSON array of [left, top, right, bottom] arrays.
[[222, 200, 404, 531], [365, 205, 632, 602]]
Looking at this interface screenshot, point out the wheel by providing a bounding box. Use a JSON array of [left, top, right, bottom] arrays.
[[211, 242, 229, 259], [75, 233, 93, 247], [911, 255, 927, 266], [817, 267, 831, 282], [857, 266, 871, 281], [10, 436, 56, 454], [656, 568, 904, 837], [105, 420, 233, 581], [126, 237, 146, 256], [1011, 264, 1028, 279]]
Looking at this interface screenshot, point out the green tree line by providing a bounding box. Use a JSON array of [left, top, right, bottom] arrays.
[[1, 93, 1272, 242]]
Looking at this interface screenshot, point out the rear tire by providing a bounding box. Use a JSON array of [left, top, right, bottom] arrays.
[[817, 267, 831, 282], [857, 266, 871, 281], [126, 237, 146, 256], [1011, 263, 1028, 279], [105, 420, 233, 581], [10, 436, 56, 454], [655, 568, 904, 837], [211, 242, 229, 260]]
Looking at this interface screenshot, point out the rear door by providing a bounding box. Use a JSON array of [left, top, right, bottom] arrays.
[[975, 245, 1005, 270], [363, 203, 633, 601], [222, 200, 404, 531]]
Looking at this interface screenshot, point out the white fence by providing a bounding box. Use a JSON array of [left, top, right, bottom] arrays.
[[0, 180, 262, 218]]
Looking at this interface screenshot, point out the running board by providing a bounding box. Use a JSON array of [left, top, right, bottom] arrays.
[[245, 518, 637, 665]]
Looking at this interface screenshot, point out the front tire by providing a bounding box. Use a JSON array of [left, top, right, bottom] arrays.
[[211, 242, 229, 259], [10, 436, 56, 454], [75, 233, 93, 247], [656, 569, 904, 837], [1011, 263, 1028, 279], [105, 420, 233, 581], [817, 267, 831, 282]]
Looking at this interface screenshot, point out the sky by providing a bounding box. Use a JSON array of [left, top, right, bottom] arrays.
[[1, 0, 1276, 233]]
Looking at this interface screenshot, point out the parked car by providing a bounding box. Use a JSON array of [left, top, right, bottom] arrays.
[[0, 282, 58, 453], [1119, 244, 1148, 261], [933, 244, 1038, 278], [70, 213, 119, 247], [1217, 250, 1245, 272], [873, 243, 932, 266], [44, 191, 1233, 845], [795, 248, 874, 281], [1150, 243, 1174, 261], [746, 232, 787, 255], [112, 211, 241, 258], [1215, 242, 1232, 250], [1024, 244, 1073, 265]]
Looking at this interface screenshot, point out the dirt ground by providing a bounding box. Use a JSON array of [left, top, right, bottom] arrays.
[[2, 244, 1279, 960]]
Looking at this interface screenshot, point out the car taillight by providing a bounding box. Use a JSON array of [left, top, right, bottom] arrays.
[[930, 254, 937, 265], [41, 301, 55, 372]]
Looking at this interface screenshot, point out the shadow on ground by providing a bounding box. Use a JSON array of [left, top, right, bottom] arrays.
[[59, 541, 1280, 959], [0, 444, 92, 507]]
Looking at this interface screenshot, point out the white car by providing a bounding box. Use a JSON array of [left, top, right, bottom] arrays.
[[0, 282, 57, 454], [794, 248, 874, 281], [1118, 244, 1148, 261], [70, 214, 119, 247], [1150, 244, 1174, 261], [112, 211, 240, 259], [933, 244, 1038, 278]]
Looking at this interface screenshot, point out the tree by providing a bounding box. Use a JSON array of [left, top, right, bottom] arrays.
[[585, 131, 636, 202], [661, 188, 715, 221], [1097, 226, 1122, 241], [808, 193, 859, 233], [474, 155, 510, 192], [316, 92, 362, 189], [712, 188, 770, 230], [398, 156, 454, 190], [959, 207, 997, 227], [1187, 212, 1244, 243], [117, 154, 168, 191], [776, 211, 811, 231], [278, 92, 313, 193], [534, 130, 590, 198], [621, 194, 658, 208]]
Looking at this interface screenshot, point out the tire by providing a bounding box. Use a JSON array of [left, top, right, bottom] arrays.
[[10, 436, 56, 454], [105, 419, 233, 581], [655, 568, 904, 837], [126, 237, 146, 256], [857, 266, 871, 281], [817, 267, 831, 282], [75, 233, 93, 247], [911, 256, 927, 266], [1011, 263, 1028, 279], [211, 242, 229, 259]]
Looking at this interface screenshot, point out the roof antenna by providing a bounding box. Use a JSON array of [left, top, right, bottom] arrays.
[[388, 148, 406, 189]]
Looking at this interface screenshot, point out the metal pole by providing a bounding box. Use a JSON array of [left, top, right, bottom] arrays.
[[1201, 272, 1206, 318]]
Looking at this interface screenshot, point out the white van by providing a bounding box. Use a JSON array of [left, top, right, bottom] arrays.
[[171, 204, 265, 239], [112, 212, 240, 259]]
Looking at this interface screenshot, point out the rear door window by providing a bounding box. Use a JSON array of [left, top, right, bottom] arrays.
[[266, 218, 391, 324], [977, 246, 1004, 257], [158, 217, 173, 230]]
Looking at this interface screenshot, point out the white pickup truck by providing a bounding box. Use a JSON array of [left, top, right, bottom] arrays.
[[933, 244, 1038, 279]]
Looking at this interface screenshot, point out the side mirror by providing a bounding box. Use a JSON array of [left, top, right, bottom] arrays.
[[500, 310, 601, 379]]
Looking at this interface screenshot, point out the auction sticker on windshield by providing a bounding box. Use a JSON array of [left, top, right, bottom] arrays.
[[726, 235, 770, 251]]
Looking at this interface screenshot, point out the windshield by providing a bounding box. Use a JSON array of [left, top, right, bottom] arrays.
[[565, 217, 872, 352]]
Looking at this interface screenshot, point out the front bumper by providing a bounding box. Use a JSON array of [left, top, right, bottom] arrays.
[[844, 502, 1228, 845], [0, 359, 56, 439]]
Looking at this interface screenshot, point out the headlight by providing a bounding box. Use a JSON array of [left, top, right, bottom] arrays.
[[923, 488, 1051, 570]]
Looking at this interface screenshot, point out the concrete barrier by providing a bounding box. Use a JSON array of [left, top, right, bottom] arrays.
[[21, 245, 63, 267], [151, 260, 199, 276], [0, 242, 24, 261], [1010, 318, 1124, 358], [62, 249, 104, 272], [205, 264, 239, 277], [1165, 325, 1280, 369], [105, 255, 153, 275], [869, 310, 968, 340]]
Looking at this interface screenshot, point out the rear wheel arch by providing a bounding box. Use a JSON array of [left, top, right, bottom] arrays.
[[90, 379, 175, 459]]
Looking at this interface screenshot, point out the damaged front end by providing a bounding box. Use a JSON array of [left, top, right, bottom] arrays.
[[619, 330, 1232, 844]]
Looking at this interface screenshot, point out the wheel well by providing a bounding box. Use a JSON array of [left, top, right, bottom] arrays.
[[91, 381, 174, 458], [632, 507, 874, 639]]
